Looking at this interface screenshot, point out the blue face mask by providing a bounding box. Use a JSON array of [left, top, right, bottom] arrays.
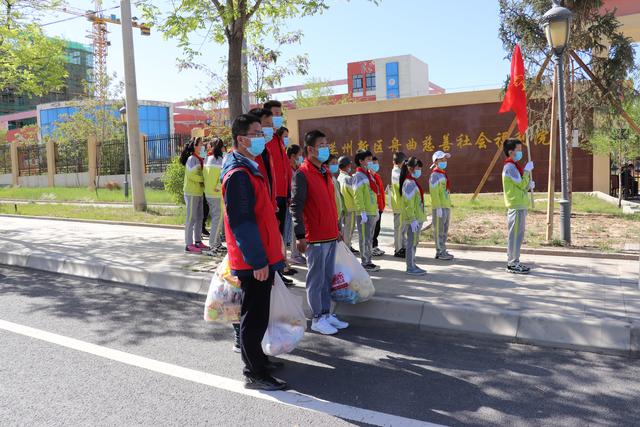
[[412, 169, 422, 179], [247, 137, 266, 157], [263, 127, 274, 140], [199, 147, 206, 158], [329, 164, 339, 174], [438, 162, 447, 170], [317, 146, 330, 162], [369, 163, 380, 173], [283, 137, 289, 147], [514, 151, 523, 162], [272, 116, 284, 128], [296, 156, 304, 166]]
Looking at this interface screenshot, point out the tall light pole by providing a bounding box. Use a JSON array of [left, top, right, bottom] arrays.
[[119, 107, 129, 199], [542, 0, 572, 245]]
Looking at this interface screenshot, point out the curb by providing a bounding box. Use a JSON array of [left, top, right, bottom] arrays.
[[0, 214, 184, 230], [419, 242, 639, 261], [1, 250, 637, 356]]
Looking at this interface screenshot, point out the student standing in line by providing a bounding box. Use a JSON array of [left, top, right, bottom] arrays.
[[222, 113, 287, 391], [502, 138, 534, 274], [400, 157, 427, 276], [286, 144, 306, 266], [369, 156, 386, 257], [203, 138, 225, 252], [429, 150, 454, 261], [181, 137, 209, 254], [390, 152, 407, 258], [290, 130, 348, 335], [337, 156, 358, 254], [353, 150, 380, 272], [201, 139, 212, 238]]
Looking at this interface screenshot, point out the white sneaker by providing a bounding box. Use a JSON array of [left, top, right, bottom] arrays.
[[327, 314, 349, 330], [311, 317, 338, 335]]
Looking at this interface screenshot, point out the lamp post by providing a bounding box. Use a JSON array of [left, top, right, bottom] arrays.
[[542, 0, 572, 245], [119, 106, 129, 199]]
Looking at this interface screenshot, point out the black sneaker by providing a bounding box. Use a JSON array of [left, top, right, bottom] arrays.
[[394, 251, 404, 258], [244, 375, 288, 391], [350, 246, 359, 254], [201, 229, 210, 237], [520, 264, 531, 272], [363, 263, 380, 272], [281, 267, 297, 276], [506, 263, 529, 275]]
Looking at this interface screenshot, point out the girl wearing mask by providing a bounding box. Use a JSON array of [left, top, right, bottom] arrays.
[[203, 138, 226, 252], [368, 156, 386, 257], [400, 157, 427, 276], [180, 137, 208, 254], [429, 151, 454, 261]]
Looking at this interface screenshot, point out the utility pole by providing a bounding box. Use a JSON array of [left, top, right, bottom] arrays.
[[120, 0, 146, 211]]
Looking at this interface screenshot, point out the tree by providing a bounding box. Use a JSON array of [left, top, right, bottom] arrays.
[[0, 1, 67, 97], [141, 0, 379, 121], [293, 78, 349, 108], [498, 0, 637, 195]]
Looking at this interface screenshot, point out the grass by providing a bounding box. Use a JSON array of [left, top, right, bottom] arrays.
[[0, 187, 176, 204]]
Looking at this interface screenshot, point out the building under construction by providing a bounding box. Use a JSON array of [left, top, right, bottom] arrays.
[[0, 40, 93, 127]]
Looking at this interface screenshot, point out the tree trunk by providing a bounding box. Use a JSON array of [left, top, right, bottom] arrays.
[[227, 28, 245, 122]]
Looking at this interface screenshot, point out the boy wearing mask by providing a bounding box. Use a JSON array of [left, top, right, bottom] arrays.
[[337, 156, 358, 253], [502, 138, 534, 274], [390, 152, 407, 258], [369, 156, 386, 257], [353, 150, 380, 272], [429, 151, 454, 261]]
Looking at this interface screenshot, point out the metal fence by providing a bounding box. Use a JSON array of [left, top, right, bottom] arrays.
[[0, 144, 10, 174], [145, 134, 189, 173], [55, 141, 88, 174], [17, 144, 47, 176], [98, 138, 126, 176]]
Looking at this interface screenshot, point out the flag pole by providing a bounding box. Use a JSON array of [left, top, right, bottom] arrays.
[[526, 129, 535, 209]]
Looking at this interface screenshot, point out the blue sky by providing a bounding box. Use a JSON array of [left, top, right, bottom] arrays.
[[38, 0, 599, 103]]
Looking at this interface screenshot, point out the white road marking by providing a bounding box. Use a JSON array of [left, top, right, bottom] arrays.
[[0, 319, 445, 427]]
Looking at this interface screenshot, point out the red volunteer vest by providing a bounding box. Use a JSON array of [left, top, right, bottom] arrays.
[[298, 159, 339, 243], [266, 135, 292, 198]]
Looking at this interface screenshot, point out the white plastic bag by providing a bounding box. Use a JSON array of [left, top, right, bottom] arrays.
[[331, 241, 375, 304], [203, 255, 242, 323], [262, 274, 306, 356]]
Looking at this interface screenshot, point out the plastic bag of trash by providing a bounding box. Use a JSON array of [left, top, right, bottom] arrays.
[[262, 274, 306, 356], [203, 255, 242, 323], [331, 241, 375, 304]]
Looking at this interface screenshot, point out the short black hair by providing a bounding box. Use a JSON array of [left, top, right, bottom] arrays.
[[372, 156, 379, 161], [503, 138, 522, 157], [231, 114, 261, 146], [354, 150, 372, 167], [248, 107, 273, 119], [393, 151, 406, 165], [276, 126, 289, 138], [303, 130, 326, 154], [338, 156, 352, 169], [287, 144, 301, 157], [263, 100, 282, 111]]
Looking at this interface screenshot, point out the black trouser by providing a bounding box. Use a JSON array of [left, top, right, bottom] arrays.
[[373, 210, 383, 248], [239, 271, 274, 378], [202, 196, 209, 230], [276, 196, 287, 236]]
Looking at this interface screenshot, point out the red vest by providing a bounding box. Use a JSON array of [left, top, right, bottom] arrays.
[[255, 151, 278, 210], [298, 159, 339, 243], [267, 135, 292, 198], [222, 167, 283, 271]]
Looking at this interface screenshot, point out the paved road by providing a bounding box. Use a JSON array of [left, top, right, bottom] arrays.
[[1, 266, 639, 427]]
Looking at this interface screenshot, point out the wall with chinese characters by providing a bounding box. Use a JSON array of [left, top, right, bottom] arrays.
[[289, 90, 595, 193]]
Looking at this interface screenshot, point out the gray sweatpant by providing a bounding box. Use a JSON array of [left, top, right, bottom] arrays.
[[184, 195, 204, 246], [341, 211, 356, 248], [357, 213, 376, 266], [206, 197, 223, 248], [404, 222, 422, 270], [432, 208, 451, 256], [306, 240, 337, 319], [393, 213, 406, 252], [507, 209, 527, 265]]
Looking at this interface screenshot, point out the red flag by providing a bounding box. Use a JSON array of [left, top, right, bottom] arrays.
[[499, 44, 528, 135]]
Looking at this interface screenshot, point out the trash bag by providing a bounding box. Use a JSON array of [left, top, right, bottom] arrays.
[[262, 274, 306, 356], [203, 255, 242, 323], [331, 241, 375, 304]]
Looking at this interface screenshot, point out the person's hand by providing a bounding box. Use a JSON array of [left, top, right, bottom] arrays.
[[436, 208, 443, 218], [253, 265, 269, 282], [411, 220, 419, 233], [529, 180, 536, 190], [360, 212, 368, 223], [297, 238, 308, 254], [524, 161, 534, 172]]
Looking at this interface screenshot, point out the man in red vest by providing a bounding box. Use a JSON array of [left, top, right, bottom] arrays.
[[221, 113, 287, 391], [290, 130, 350, 336]]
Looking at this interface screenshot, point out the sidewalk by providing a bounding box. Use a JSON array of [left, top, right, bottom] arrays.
[[1, 214, 639, 354]]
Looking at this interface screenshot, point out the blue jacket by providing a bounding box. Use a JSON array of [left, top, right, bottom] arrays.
[[221, 152, 285, 277]]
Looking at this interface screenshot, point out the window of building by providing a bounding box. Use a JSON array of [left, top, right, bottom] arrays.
[[352, 74, 363, 91], [386, 62, 399, 99], [365, 73, 376, 91]]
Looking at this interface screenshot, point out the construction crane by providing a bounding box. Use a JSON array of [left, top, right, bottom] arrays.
[[59, 1, 150, 100]]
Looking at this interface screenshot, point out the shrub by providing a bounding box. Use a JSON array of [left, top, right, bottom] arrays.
[[163, 156, 185, 204], [105, 181, 121, 190]]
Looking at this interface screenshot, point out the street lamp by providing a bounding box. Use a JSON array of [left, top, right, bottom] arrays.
[[542, 0, 572, 245], [119, 106, 129, 199]]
